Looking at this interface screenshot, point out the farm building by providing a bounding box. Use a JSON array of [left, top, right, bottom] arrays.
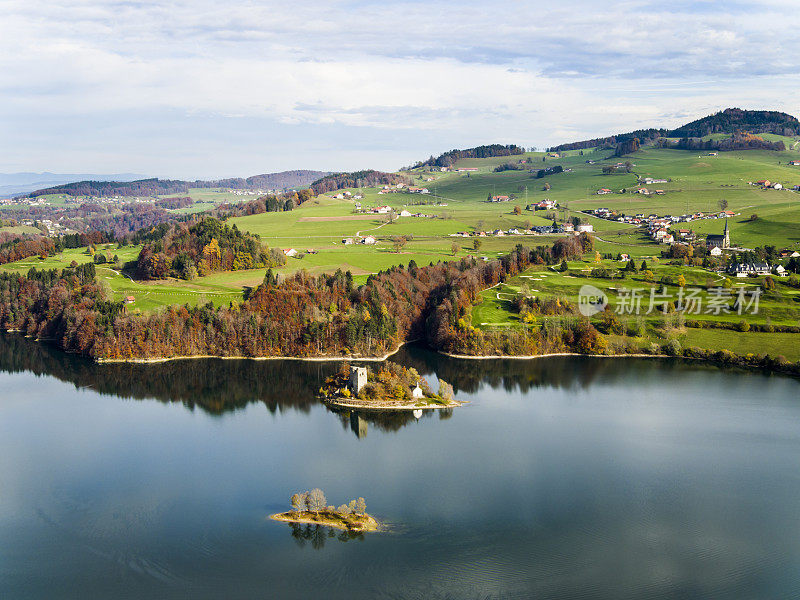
[[728, 263, 770, 277]]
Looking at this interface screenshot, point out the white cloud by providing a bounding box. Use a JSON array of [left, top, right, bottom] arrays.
[[0, 0, 799, 176]]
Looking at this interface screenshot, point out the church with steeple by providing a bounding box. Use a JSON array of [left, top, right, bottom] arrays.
[[706, 219, 730, 250]]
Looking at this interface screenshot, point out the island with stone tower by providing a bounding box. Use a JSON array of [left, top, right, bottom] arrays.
[[319, 362, 462, 410]]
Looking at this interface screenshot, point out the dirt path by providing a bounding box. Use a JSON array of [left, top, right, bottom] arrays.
[[356, 220, 390, 237]]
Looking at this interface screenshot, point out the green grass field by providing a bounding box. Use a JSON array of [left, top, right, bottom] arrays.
[[2, 143, 799, 333], [0, 245, 244, 311], [0, 224, 42, 235], [468, 257, 800, 359]]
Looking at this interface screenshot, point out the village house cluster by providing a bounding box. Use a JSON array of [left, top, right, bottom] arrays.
[[449, 221, 592, 239], [377, 183, 429, 195], [749, 178, 800, 191], [331, 191, 363, 200], [587, 207, 740, 247]]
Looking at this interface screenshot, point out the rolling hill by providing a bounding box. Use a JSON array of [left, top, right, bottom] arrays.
[[549, 108, 800, 152], [25, 170, 331, 198]]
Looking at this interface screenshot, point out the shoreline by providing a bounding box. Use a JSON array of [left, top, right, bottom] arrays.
[[93, 341, 408, 364], [439, 351, 670, 360], [3, 330, 797, 377], [323, 397, 464, 411], [269, 511, 381, 533]]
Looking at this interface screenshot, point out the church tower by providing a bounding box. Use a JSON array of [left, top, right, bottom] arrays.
[[723, 218, 730, 249]]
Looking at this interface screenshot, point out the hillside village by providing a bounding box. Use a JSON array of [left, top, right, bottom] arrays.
[[2, 109, 800, 369]]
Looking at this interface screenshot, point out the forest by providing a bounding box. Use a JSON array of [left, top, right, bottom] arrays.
[[134, 218, 282, 280], [209, 189, 314, 218], [668, 108, 800, 138], [660, 132, 786, 152], [310, 170, 409, 195], [614, 138, 641, 157], [155, 197, 194, 210], [5, 203, 186, 238], [549, 129, 666, 152], [195, 170, 329, 192], [26, 171, 331, 199], [27, 178, 190, 198], [0, 231, 114, 266], [548, 108, 800, 153], [417, 144, 525, 168], [0, 236, 593, 361]]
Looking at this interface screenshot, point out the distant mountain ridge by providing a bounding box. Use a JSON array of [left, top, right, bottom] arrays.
[[24, 170, 331, 198], [0, 172, 145, 197], [200, 170, 330, 192], [548, 108, 800, 152]]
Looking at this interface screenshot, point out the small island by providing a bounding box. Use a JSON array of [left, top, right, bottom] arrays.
[[319, 362, 463, 410], [270, 489, 380, 532]]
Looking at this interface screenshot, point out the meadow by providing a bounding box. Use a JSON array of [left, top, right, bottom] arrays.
[[0, 224, 42, 235], [2, 143, 799, 329], [469, 258, 800, 359]]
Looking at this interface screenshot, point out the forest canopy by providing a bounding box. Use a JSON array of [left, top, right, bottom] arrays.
[[416, 144, 525, 168], [134, 217, 283, 280]]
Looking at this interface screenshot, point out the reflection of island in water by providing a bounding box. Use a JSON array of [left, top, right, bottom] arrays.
[[335, 407, 454, 439], [288, 522, 365, 550], [0, 332, 758, 431]]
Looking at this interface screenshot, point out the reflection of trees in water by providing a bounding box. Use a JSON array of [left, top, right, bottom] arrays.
[[392, 344, 722, 395], [331, 407, 452, 439], [0, 332, 331, 415], [288, 522, 364, 549], [0, 333, 727, 421]]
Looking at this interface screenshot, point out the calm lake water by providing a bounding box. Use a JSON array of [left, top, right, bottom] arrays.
[[2, 333, 800, 599]]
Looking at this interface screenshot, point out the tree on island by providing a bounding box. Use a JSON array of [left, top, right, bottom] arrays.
[[437, 381, 455, 403], [306, 488, 327, 513], [355, 497, 367, 515], [291, 492, 307, 514]]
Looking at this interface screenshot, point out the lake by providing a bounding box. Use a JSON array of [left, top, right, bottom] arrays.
[[1, 332, 800, 599]]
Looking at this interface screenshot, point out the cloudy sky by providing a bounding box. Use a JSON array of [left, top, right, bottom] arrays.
[[1, 0, 799, 178]]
